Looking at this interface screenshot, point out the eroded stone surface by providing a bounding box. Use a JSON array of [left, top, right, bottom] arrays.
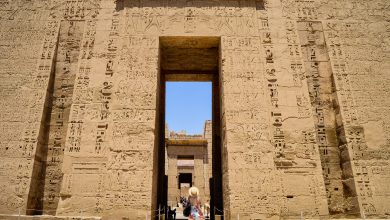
[[0, 0, 389, 219]]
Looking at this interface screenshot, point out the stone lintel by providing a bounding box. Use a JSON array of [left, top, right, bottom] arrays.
[[166, 139, 207, 146]]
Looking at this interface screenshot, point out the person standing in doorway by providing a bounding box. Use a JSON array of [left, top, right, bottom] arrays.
[[187, 186, 204, 220]]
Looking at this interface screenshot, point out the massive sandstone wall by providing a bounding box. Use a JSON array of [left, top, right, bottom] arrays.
[[0, 0, 388, 219]]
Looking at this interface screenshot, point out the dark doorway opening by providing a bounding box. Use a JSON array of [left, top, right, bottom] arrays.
[[178, 173, 193, 189], [153, 36, 223, 220]]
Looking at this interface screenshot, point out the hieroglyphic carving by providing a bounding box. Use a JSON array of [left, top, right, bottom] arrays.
[[93, 13, 120, 155], [285, 20, 306, 88], [297, 20, 360, 214], [6, 19, 61, 215], [42, 20, 84, 214], [347, 127, 376, 215], [324, 20, 382, 216], [284, 19, 319, 171], [259, 18, 288, 168], [220, 32, 273, 218], [48, 0, 100, 20], [327, 41, 358, 125], [66, 20, 97, 154], [0, 0, 389, 219], [295, 0, 318, 20]]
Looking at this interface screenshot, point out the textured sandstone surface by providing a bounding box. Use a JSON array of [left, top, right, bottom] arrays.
[[0, 0, 389, 219]]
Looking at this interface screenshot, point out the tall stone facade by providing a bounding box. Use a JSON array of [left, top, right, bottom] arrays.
[[0, 0, 389, 219]]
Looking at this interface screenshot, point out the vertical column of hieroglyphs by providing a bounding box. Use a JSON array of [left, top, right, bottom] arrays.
[[324, 16, 389, 216], [259, 4, 310, 216], [57, 0, 122, 216], [279, 0, 357, 216], [65, 20, 97, 154], [331, 1, 389, 217], [324, 25, 368, 216], [267, 0, 330, 217], [102, 4, 159, 217], [258, 10, 292, 216], [58, 19, 101, 215], [259, 14, 288, 170], [91, 3, 117, 162], [259, 1, 327, 216], [0, 0, 59, 212], [26, 19, 60, 214], [38, 2, 102, 214], [42, 20, 85, 214], [297, 20, 356, 215]]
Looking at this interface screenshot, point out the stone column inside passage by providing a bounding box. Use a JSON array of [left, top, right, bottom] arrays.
[[167, 151, 178, 204]]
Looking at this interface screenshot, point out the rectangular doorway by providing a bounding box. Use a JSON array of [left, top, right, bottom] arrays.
[[153, 36, 223, 219], [179, 173, 193, 189]]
